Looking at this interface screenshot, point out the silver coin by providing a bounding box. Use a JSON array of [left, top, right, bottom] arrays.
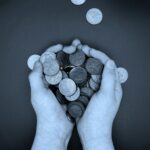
[[71, 0, 86, 5], [56, 51, 70, 68], [85, 57, 103, 75], [86, 8, 103, 25], [89, 78, 99, 91], [117, 67, 128, 83], [56, 89, 68, 104], [63, 45, 76, 54], [91, 75, 101, 83], [65, 87, 80, 101], [59, 78, 77, 97], [46, 44, 63, 53], [43, 58, 60, 76], [69, 49, 86, 66], [62, 71, 68, 79], [81, 87, 94, 98], [27, 54, 40, 70], [45, 71, 62, 85], [40, 51, 56, 64], [78, 96, 89, 106], [67, 101, 85, 118]]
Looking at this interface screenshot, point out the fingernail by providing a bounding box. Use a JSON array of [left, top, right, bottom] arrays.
[[106, 60, 115, 69]]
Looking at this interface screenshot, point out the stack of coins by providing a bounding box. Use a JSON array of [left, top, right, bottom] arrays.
[[27, 39, 104, 121]]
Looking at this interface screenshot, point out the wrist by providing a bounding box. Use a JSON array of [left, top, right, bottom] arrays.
[[32, 120, 68, 150], [82, 136, 114, 150], [80, 126, 114, 150]]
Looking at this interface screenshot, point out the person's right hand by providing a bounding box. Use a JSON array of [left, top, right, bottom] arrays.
[[77, 49, 123, 150]]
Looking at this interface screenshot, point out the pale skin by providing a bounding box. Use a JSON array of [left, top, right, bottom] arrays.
[[28, 49, 123, 150]]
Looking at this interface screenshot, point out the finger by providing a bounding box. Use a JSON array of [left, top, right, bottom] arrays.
[[90, 48, 110, 64], [115, 70, 123, 103], [100, 60, 117, 94], [28, 61, 46, 92]]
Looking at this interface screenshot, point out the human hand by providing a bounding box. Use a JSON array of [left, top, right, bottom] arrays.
[[28, 61, 74, 150], [77, 49, 123, 150]]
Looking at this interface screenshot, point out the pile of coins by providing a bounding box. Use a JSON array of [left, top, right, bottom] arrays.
[[27, 39, 104, 121]]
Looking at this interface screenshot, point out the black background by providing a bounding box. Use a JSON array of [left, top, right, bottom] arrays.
[[0, 0, 150, 149]]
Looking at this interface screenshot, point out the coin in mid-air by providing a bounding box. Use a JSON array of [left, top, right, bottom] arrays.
[[86, 8, 103, 25]]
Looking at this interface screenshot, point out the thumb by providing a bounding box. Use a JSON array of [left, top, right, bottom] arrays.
[[100, 60, 116, 94], [28, 61, 45, 92]]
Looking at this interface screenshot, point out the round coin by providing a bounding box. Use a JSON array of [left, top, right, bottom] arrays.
[[69, 67, 87, 84], [86, 8, 103, 25], [43, 58, 59, 76], [71, 0, 86, 5], [40, 51, 56, 64], [81, 87, 94, 98], [56, 89, 68, 104], [59, 78, 77, 97], [67, 101, 85, 118], [56, 51, 70, 68], [78, 96, 89, 106], [65, 87, 80, 101], [91, 75, 101, 83], [69, 49, 86, 66], [85, 57, 103, 75], [89, 78, 99, 91], [45, 71, 62, 85]]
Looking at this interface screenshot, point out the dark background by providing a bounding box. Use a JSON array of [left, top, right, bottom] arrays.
[[0, 0, 150, 149]]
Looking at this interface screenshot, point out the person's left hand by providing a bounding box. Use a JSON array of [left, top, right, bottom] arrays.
[[28, 61, 74, 150]]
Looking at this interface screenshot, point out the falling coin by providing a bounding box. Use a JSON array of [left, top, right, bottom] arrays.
[[86, 8, 103, 25], [71, 0, 86, 5]]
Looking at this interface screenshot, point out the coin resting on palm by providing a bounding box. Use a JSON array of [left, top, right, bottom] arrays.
[[27, 39, 105, 120]]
